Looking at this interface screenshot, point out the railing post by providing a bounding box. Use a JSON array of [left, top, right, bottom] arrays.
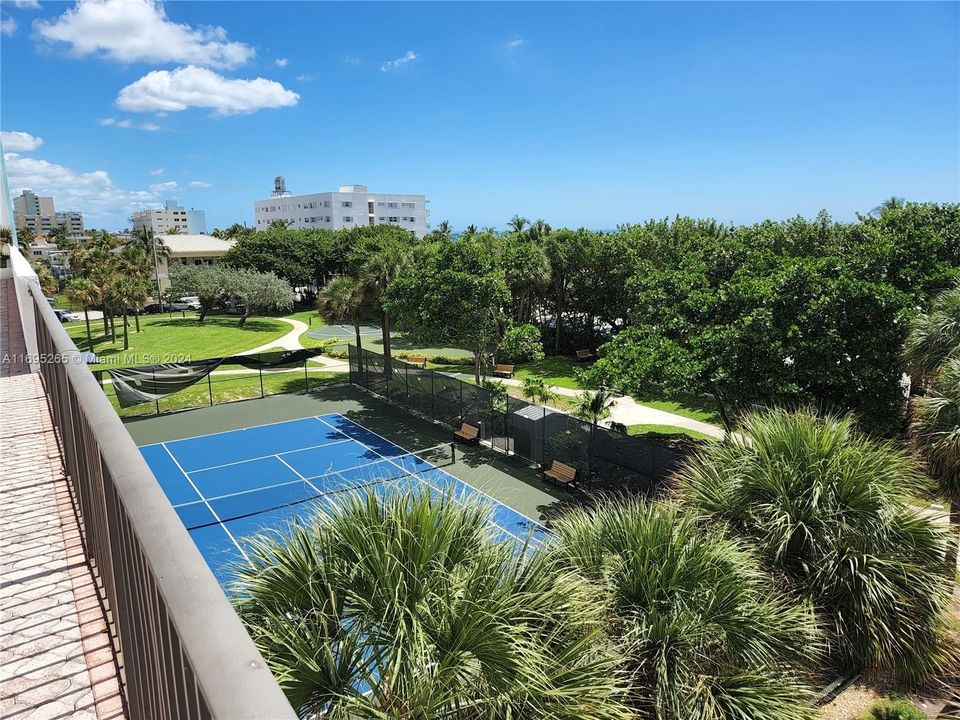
[[303, 356, 309, 392], [430, 370, 435, 420], [152, 369, 160, 415], [207, 371, 213, 406]]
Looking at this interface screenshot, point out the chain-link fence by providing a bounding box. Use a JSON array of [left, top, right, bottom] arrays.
[[349, 346, 687, 489]]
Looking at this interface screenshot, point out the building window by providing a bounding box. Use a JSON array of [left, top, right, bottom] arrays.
[[401, 202, 415, 208], [388, 216, 399, 222], [343, 216, 353, 222], [341, 201, 352, 208]]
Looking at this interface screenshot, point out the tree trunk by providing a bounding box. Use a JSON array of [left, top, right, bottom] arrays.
[[946, 496, 960, 582], [474, 351, 482, 385], [102, 310, 109, 336], [354, 319, 362, 351], [122, 312, 129, 350], [83, 306, 92, 349], [712, 388, 734, 436], [381, 311, 392, 378], [198, 305, 208, 323], [554, 304, 564, 351], [109, 311, 116, 344], [134, 312, 141, 333], [237, 311, 249, 328]]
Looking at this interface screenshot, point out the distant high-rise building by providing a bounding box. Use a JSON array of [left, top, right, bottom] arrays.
[[13, 190, 56, 235], [253, 183, 429, 237], [132, 200, 207, 235]]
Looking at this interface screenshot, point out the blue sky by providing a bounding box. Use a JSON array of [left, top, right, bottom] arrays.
[[1, 1, 958, 231]]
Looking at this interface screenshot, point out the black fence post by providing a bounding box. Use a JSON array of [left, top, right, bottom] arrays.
[[430, 369, 435, 420], [303, 356, 309, 393], [258, 354, 264, 398], [152, 368, 160, 415], [207, 371, 213, 406], [404, 361, 409, 399], [459, 380, 464, 423]]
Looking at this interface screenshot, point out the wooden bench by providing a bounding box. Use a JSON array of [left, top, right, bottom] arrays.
[[453, 422, 480, 445], [493, 364, 514, 378], [576, 349, 595, 361], [406, 355, 427, 368], [544, 460, 578, 487]]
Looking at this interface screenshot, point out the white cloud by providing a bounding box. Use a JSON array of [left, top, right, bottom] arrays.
[[295, 73, 313, 82], [116, 119, 133, 128], [188, 180, 211, 188], [101, 116, 162, 131], [116, 65, 299, 115], [5, 151, 159, 222], [149, 180, 179, 193], [148, 168, 164, 176], [342, 55, 360, 66], [140, 122, 161, 131], [98, 117, 116, 126], [34, 0, 254, 69], [1, 17, 16, 35], [505, 37, 526, 52], [12, 0, 42, 9], [1, 130, 44, 152], [380, 50, 417, 72], [274, 57, 288, 68]]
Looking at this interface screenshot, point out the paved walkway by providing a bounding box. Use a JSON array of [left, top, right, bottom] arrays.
[[449, 372, 726, 439], [240, 317, 309, 354], [1, 278, 127, 720]]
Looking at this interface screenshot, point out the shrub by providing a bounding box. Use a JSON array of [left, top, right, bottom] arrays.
[[499, 324, 545, 363], [858, 698, 925, 720]]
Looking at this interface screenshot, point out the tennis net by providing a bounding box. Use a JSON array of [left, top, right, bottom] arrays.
[[183, 442, 456, 530]]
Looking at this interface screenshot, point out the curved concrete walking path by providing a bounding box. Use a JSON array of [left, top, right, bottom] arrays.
[[239, 317, 309, 354], [449, 372, 726, 439]]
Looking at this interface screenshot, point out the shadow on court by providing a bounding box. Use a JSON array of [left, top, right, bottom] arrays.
[[122, 383, 568, 524]]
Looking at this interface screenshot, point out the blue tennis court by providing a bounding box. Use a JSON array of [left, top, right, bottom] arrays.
[[140, 413, 547, 585]]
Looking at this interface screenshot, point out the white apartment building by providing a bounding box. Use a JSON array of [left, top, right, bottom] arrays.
[[152, 234, 235, 292], [253, 184, 430, 237], [132, 200, 207, 235]]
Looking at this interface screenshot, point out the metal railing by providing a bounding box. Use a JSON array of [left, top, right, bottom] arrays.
[[11, 247, 296, 719]]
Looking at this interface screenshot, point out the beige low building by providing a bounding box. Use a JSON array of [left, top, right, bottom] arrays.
[[152, 234, 235, 291]]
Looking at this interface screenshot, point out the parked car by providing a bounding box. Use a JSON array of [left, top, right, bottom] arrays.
[[54, 309, 83, 323], [169, 296, 201, 311], [142, 303, 164, 314]]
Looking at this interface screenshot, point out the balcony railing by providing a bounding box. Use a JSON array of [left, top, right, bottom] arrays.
[[8, 246, 297, 720]]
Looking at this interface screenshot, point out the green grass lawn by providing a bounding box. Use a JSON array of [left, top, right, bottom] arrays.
[[627, 423, 716, 442], [68, 312, 290, 367], [101, 365, 341, 417], [630, 389, 723, 426], [512, 355, 585, 390]]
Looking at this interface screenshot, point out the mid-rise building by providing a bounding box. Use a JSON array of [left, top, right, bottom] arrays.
[[253, 182, 430, 237], [132, 200, 207, 235], [55, 211, 84, 239], [13, 190, 57, 235]]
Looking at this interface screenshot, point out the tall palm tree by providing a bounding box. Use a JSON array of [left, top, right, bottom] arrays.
[[870, 196, 907, 217], [64, 276, 99, 348], [116, 246, 151, 332], [911, 358, 960, 580], [361, 245, 412, 376], [904, 279, 960, 384], [231, 490, 630, 719], [550, 501, 821, 720], [130, 228, 170, 309], [508, 215, 529, 233], [520, 375, 557, 406], [316, 276, 365, 351], [677, 407, 955, 683]]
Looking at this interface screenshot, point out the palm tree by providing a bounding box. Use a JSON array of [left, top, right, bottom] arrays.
[[116, 246, 151, 332], [316, 276, 366, 351], [520, 375, 557, 406], [231, 490, 630, 719], [508, 215, 529, 233], [911, 358, 960, 580], [130, 228, 169, 309], [463, 223, 478, 238], [361, 245, 411, 376], [64, 277, 99, 348], [677, 407, 955, 683], [550, 500, 821, 720], [573, 387, 617, 426], [870, 196, 907, 216], [904, 279, 960, 384], [527, 219, 552, 242]]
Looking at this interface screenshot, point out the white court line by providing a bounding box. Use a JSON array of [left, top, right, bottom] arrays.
[[162, 443, 250, 563], [316, 414, 546, 530], [275, 455, 327, 498], [187, 438, 352, 475], [314, 414, 543, 546], [139, 415, 335, 449]]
